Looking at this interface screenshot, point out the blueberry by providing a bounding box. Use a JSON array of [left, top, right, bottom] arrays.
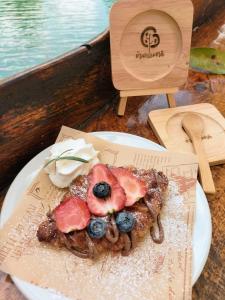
[[116, 212, 135, 233], [93, 182, 111, 198], [87, 218, 106, 239]]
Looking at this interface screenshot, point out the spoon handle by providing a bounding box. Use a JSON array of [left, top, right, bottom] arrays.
[[192, 138, 216, 194]]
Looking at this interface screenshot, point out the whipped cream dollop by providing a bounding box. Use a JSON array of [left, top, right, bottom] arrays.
[[44, 138, 99, 188]]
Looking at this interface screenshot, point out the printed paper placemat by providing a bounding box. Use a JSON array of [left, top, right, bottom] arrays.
[[0, 126, 198, 300]]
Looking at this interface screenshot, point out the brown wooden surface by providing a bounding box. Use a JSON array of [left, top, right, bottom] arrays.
[[192, 0, 225, 26], [0, 2, 225, 300], [0, 30, 116, 191]]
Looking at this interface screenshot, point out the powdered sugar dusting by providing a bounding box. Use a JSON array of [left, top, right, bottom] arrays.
[[35, 179, 191, 300], [1, 178, 193, 300], [69, 176, 88, 200]]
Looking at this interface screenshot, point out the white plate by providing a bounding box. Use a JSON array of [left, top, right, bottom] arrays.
[[0, 131, 212, 300]]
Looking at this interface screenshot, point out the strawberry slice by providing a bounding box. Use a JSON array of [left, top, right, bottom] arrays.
[[87, 164, 126, 216], [54, 195, 90, 233], [111, 167, 147, 206]]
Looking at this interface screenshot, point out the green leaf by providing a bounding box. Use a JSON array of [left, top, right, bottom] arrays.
[[44, 156, 89, 168], [190, 48, 225, 74], [58, 149, 73, 157]]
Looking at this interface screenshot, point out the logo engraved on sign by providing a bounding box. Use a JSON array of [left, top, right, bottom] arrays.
[[141, 26, 160, 51], [136, 26, 164, 60]]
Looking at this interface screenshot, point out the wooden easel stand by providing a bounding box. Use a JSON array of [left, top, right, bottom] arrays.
[[118, 88, 178, 115]]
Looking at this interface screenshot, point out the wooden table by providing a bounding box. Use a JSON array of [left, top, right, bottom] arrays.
[[0, 5, 225, 300]]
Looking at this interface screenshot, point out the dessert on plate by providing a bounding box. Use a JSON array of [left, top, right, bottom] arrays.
[[37, 139, 168, 259]]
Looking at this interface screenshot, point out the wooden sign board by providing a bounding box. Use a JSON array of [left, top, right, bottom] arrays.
[[110, 0, 193, 91]]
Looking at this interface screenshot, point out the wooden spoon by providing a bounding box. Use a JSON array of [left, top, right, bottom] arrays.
[[182, 113, 215, 194]]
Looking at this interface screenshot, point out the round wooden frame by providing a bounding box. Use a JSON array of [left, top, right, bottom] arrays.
[[110, 0, 194, 91]]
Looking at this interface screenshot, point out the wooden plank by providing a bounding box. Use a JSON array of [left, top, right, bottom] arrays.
[[0, 30, 117, 190], [192, 0, 225, 26], [120, 88, 178, 97], [0, 272, 26, 300], [117, 97, 128, 116], [118, 89, 177, 115], [166, 93, 176, 107]]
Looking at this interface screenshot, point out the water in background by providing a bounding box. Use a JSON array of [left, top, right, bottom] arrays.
[[0, 0, 116, 79]]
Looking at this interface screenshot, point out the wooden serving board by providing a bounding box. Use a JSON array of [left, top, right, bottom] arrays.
[[110, 0, 193, 91], [148, 103, 225, 165]]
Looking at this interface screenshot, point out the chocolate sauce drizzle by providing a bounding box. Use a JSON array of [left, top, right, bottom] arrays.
[[121, 233, 131, 256], [130, 230, 138, 248], [65, 168, 166, 257], [62, 232, 90, 259], [85, 232, 97, 259], [64, 206, 164, 259], [150, 215, 164, 244], [69, 248, 89, 259], [144, 198, 164, 244], [106, 215, 119, 244]]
